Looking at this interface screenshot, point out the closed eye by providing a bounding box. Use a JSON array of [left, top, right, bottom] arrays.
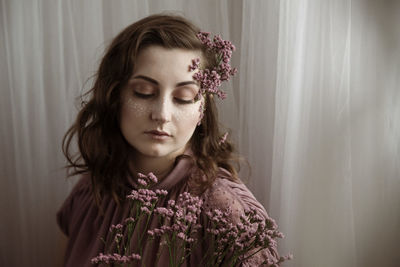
[[134, 92, 154, 98], [174, 92, 201, 105], [134, 92, 197, 104], [174, 98, 195, 104]]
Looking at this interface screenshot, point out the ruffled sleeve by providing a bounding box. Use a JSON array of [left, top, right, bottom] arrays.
[[201, 168, 282, 266], [56, 175, 92, 237]]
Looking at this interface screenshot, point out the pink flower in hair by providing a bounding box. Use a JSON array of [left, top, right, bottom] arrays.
[[190, 31, 237, 100], [219, 132, 228, 145], [189, 58, 200, 71]]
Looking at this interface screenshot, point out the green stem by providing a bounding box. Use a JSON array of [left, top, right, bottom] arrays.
[[167, 237, 174, 267]]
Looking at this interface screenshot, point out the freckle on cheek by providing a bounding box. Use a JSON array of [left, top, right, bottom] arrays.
[[126, 98, 148, 115], [174, 105, 201, 122]]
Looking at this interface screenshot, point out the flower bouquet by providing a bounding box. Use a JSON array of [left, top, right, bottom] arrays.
[[91, 173, 291, 266]]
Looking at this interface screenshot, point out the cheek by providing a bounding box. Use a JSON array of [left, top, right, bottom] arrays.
[[174, 103, 201, 124], [125, 98, 150, 117]]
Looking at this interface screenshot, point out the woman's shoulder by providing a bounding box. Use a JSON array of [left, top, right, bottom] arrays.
[[71, 173, 92, 193], [56, 173, 93, 236], [63, 174, 93, 204], [201, 167, 268, 219]]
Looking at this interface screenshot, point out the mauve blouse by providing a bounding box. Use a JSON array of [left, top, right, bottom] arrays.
[[57, 154, 281, 266]]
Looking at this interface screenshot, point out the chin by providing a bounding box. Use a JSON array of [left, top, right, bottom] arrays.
[[136, 145, 177, 159], [145, 149, 167, 157]]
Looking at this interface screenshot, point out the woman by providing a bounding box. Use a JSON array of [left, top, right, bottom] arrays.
[[57, 14, 287, 266]]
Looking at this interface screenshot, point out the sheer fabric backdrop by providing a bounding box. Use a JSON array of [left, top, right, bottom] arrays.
[[1, 0, 399, 266]]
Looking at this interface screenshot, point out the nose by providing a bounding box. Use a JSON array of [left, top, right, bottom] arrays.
[[150, 96, 172, 123]]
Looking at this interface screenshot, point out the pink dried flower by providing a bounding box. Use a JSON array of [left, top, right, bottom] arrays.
[[191, 31, 237, 100], [154, 207, 174, 217], [218, 132, 228, 145], [147, 172, 158, 183], [189, 58, 200, 71], [155, 189, 168, 196], [137, 178, 147, 186], [115, 233, 123, 242], [147, 230, 154, 237], [91, 252, 141, 265], [137, 172, 147, 178], [203, 207, 290, 266], [197, 32, 214, 48], [124, 217, 135, 224], [135, 172, 158, 188], [140, 206, 151, 214], [177, 232, 186, 240], [149, 191, 202, 256], [109, 223, 123, 233]]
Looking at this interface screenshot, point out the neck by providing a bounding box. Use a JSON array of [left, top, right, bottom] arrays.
[[129, 150, 183, 181]]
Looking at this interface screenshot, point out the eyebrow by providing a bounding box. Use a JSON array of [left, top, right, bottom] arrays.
[[132, 75, 198, 88]]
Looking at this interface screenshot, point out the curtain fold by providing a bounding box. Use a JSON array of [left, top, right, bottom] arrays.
[[237, 0, 279, 206], [271, 1, 358, 265], [1, 0, 399, 266]]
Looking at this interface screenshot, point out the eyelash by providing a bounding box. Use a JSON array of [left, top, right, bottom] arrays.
[[134, 92, 194, 104]]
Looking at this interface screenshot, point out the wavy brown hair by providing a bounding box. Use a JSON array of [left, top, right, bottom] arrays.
[[62, 14, 242, 206]]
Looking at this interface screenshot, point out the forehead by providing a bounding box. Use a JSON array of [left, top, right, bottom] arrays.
[[133, 46, 202, 81]]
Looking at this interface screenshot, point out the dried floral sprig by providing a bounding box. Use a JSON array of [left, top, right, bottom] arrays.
[[91, 252, 141, 265], [218, 132, 228, 145], [190, 32, 238, 100], [92, 172, 166, 265], [201, 208, 292, 266], [148, 192, 203, 266]]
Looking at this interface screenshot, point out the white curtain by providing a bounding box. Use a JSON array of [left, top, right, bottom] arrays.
[[1, 0, 399, 266], [269, 1, 400, 266]]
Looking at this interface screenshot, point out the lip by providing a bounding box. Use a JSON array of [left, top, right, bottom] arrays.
[[145, 130, 171, 136], [144, 130, 171, 140]]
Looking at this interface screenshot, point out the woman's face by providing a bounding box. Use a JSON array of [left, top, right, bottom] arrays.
[[120, 46, 203, 160]]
